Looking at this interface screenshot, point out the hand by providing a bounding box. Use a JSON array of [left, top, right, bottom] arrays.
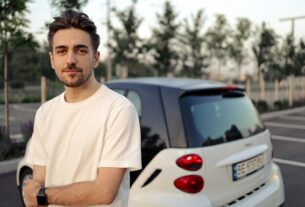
[[23, 179, 41, 207]]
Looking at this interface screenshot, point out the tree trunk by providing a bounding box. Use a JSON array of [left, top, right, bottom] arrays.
[[41, 76, 46, 104], [120, 65, 128, 79], [274, 79, 279, 102], [288, 75, 294, 107], [106, 56, 112, 81], [259, 73, 265, 100], [3, 43, 10, 139]]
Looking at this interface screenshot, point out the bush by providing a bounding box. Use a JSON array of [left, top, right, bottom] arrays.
[[0, 127, 15, 161], [0, 126, 26, 161], [255, 100, 269, 113], [21, 95, 41, 103], [21, 121, 33, 145], [10, 81, 25, 89], [293, 99, 305, 108], [273, 100, 289, 111]]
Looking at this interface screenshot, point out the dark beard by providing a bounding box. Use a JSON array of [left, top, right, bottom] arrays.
[[60, 72, 92, 88]]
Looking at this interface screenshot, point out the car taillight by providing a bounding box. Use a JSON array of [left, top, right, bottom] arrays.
[[222, 85, 237, 91], [174, 175, 204, 194], [176, 154, 203, 171]]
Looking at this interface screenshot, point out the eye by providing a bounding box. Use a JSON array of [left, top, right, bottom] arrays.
[[78, 48, 88, 55], [56, 49, 67, 55]]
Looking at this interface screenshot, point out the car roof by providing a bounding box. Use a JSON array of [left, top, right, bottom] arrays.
[[108, 77, 243, 91]]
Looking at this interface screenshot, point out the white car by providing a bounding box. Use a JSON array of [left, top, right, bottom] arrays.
[[17, 78, 285, 207]]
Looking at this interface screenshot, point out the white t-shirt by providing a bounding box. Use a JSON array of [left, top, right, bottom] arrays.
[[25, 85, 142, 207]]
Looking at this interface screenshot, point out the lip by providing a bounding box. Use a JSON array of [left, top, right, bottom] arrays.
[[63, 69, 82, 74]]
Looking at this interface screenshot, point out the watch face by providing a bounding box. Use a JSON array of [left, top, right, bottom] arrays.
[[37, 188, 48, 206]]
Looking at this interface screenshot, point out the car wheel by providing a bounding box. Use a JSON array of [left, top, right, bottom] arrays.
[[19, 167, 33, 207]]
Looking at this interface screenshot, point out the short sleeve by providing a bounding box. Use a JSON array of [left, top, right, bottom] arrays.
[[99, 104, 141, 172], [24, 107, 47, 166]]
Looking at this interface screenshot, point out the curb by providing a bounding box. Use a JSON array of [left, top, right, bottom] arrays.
[[0, 157, 21, 175], [261, 106, 305, 119]]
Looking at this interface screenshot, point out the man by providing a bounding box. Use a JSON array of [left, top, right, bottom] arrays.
[[23, 9, 141, 207]]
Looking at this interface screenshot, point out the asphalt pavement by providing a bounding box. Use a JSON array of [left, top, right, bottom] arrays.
[[0, 172, 23, 206], [264, 107, 305, 207]]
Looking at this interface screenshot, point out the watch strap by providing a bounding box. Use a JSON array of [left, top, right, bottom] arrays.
[[37, 187, 48, 206]]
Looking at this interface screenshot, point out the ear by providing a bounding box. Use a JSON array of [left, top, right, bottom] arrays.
[[93, 51, 100, 69], [49, 51, 55, 70]]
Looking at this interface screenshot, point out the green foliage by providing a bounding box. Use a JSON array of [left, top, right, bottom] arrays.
[[252, 22, 278, 75], [293, 40, 305, 76], [0, 126, 24, 161], [0, 0, 33, 68], [228, 18, 252, 78], [273, 100, 289, 111], [254, 100, 269, 113], [0, 120, 33, 160], [267, 36, 305, 82], [0, 0, 30, 43], [51, 0, 88, 13], [10, 81, 25, 89], [179, 9, 208, 78], [109, 2, 149, 77], [151, 1, 180, 76], [40, 42, 57, 81], [21, 121, 33, 145], [206, 14, 231, 71], [8, 38, 41, 83]]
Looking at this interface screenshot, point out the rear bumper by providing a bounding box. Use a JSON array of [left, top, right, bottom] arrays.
[[225, 162, 285, 207], [129, 163, 284, 207]]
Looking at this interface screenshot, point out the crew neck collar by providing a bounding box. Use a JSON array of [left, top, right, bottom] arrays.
[[60, 85, 105, 108]]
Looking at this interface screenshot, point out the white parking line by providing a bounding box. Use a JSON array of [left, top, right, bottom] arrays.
[[273, 158, 305, 168], [272, 135, 305, 143], [265, 122, 305, 130], [280, 116, 305, 121]]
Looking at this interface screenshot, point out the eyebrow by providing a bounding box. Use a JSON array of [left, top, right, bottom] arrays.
[[54, 44, 89, 50]]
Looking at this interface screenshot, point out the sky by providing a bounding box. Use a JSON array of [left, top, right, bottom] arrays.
[[27, 0, 305, 64]]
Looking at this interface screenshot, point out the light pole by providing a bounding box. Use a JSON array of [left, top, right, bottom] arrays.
[[279, 15, 305, 106], [279, 15, 305, 38]]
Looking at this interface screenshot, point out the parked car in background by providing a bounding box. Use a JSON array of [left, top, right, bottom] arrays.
[[17, 77, 285, 207]]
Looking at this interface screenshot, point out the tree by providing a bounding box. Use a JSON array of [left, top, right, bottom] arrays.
[[228, 18, 252, 80], [0, 0, 31, 139], [51, 0, 88, 13], [151, 1, 180, 76], [8, 33, 40, 83], [179, 9, 208, 78], [280, 34, 298, 76], [206, 14, 231, 75], [252, 22, 278, 99], [109, 2, 146, 78], [266, 44, 285, 82], [294, 40, 305, 76], [252, 22, 278, 78]]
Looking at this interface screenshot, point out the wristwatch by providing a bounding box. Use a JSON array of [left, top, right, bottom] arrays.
[[37, 187, 48, 206]]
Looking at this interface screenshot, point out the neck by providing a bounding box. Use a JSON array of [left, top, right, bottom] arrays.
[[64, 76, 101, 103]]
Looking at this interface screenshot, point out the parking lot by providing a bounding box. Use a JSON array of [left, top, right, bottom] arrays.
[[263, 107, 305, 206], [0, 104, 305, 206]]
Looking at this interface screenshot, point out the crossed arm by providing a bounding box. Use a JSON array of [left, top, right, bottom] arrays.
[[23, 165, 126, 207]]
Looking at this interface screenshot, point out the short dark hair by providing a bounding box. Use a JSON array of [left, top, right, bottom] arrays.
[[48, 9, 100, 52]]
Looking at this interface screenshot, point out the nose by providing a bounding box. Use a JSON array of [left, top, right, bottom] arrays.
[[66, 51, 77, 67]]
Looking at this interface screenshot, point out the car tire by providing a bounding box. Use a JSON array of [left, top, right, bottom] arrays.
[[18, 167, 33, 207]]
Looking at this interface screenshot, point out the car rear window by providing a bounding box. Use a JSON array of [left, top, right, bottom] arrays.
[[180, 91, 266, 147]]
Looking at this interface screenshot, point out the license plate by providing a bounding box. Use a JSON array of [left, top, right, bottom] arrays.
[[232, 154, 264, 181]]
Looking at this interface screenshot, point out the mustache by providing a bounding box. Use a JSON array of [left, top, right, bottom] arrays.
[[62, 66, 83, 72]]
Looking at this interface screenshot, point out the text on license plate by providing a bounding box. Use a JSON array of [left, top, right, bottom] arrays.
[[232, 154, 264, 181]]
